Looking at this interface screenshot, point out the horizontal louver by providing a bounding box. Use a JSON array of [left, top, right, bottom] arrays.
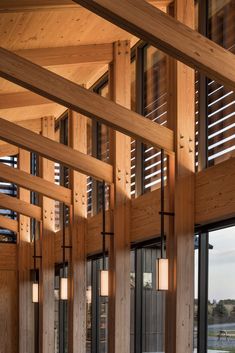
[[207, 1, 235, 165], [0, 156, 17, 242], [143, 47, 167, 193]]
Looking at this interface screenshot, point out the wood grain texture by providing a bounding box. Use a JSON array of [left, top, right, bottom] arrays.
[[108, 41, 131, 353], [0, 143, 18, 157], [0, 0, 172, 12], [18, 149, 34, 353], [0, 270, 18, 353], [0, 161, 72, 204], [75, 0, 235, 92], [0, 92, 50, 109], [0, 48, 174, 154], [0, 118, 113, 183], [196, 157, 235, 224], [0, 192, 42, 221], [0, 244, 17, 270], [39, 117, 55, 353], [0, 215, 18, 233], [68, 111, 87, 353], [15, 43, 113, 66], [166, 2, 195, 352]]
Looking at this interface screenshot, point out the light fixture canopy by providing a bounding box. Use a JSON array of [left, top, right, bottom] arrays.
[[100, 270, 109, 297], [32, 282, 39, 303], [157, 258, 168, 291], [60, 277, 68, 301]]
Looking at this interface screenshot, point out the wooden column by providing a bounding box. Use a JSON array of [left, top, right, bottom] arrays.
[[68, 110, 87, 353], [18, 148, 34, 353], [166, 1, 195, 353], [108, 40, 131, 353], [39, 116, 55, 353]]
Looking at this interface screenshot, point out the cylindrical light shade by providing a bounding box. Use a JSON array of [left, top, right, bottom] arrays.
[[86, 286, 92, 304], [100, 270, 109, 297], [157, 258, 168, 291], [32, 282, 39, 303], [60, 277, 68, 300]]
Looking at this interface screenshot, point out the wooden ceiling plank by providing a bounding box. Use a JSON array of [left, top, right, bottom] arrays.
[[0, 118, 113, 183], [15, 44, 113, 66], [0, 215, 18, 233], [0, 162, 72, 205], [74, 0, 235, 92], [0, 47, 174, 154], [0, 193, 42, 221]]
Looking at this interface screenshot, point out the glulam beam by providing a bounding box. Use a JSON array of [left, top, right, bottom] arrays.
[[74, 0, 235, 91], [0, 193, 41, 221], [0, 215, 18, 233], [0, 162, 72, 205], [15, 44, 113, 66], [0, 48, 174, 154], [0, 0, 172, 12], [0, 118, 113, 183]]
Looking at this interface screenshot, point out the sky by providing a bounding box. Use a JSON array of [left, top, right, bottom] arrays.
[[195, 226, 235, 302]]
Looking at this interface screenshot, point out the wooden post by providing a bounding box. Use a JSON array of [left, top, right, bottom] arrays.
[[18, 148, 34, 353], [108, 40, 131, 353], [39, 116, 55, 353], [166, 1, 195, 353], [68, 110, 87, 353]]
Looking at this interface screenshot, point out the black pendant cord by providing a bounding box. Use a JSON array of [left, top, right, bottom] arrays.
[[62, 203, 66, 277], [33, 230, 36, 282], [102, 181, 106, 271], [160, 149, 165, 259]]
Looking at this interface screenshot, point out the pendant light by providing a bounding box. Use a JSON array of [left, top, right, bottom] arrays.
[[156, 149, 169, 291], [100, 181, 109, 297], [60, 203, 71, 301]]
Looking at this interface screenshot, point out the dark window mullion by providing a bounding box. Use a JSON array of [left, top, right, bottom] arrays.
[[198, 232, 209, 353]]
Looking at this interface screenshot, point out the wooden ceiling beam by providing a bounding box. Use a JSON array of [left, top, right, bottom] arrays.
[[0, 162, 72, 205], [0, 92, 51, 109], [0, 48, 174, 153], [0, 0, 171, 12], [0, 193, 42, 221], [0, 215, 18, 233], [0, 118, 113, 183], [15, 44, 113, 66], [0, 143, 18, 157], [74, 0, 235, 91]]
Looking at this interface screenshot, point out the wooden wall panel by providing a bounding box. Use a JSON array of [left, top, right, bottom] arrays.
[[0, 270, 18, 353]]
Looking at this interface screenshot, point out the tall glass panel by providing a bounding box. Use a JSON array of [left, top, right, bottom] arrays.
[[208, 227, 235, 352], [86, 260, 92, 353], [142, 246, 165, 352], [130, 251, 135, 353], [194, 235, 199, 353]]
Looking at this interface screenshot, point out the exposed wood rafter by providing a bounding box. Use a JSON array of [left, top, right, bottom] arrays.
[[15, 44, 113, 66], [0, 118, 113, 184], [0, 48, 174, 154], [0, 0, 172, 12], [0, 162, 72, 205], [74, 0, 235, 91], [0, 193, 41, 221], [0, 215, 18, 233]]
